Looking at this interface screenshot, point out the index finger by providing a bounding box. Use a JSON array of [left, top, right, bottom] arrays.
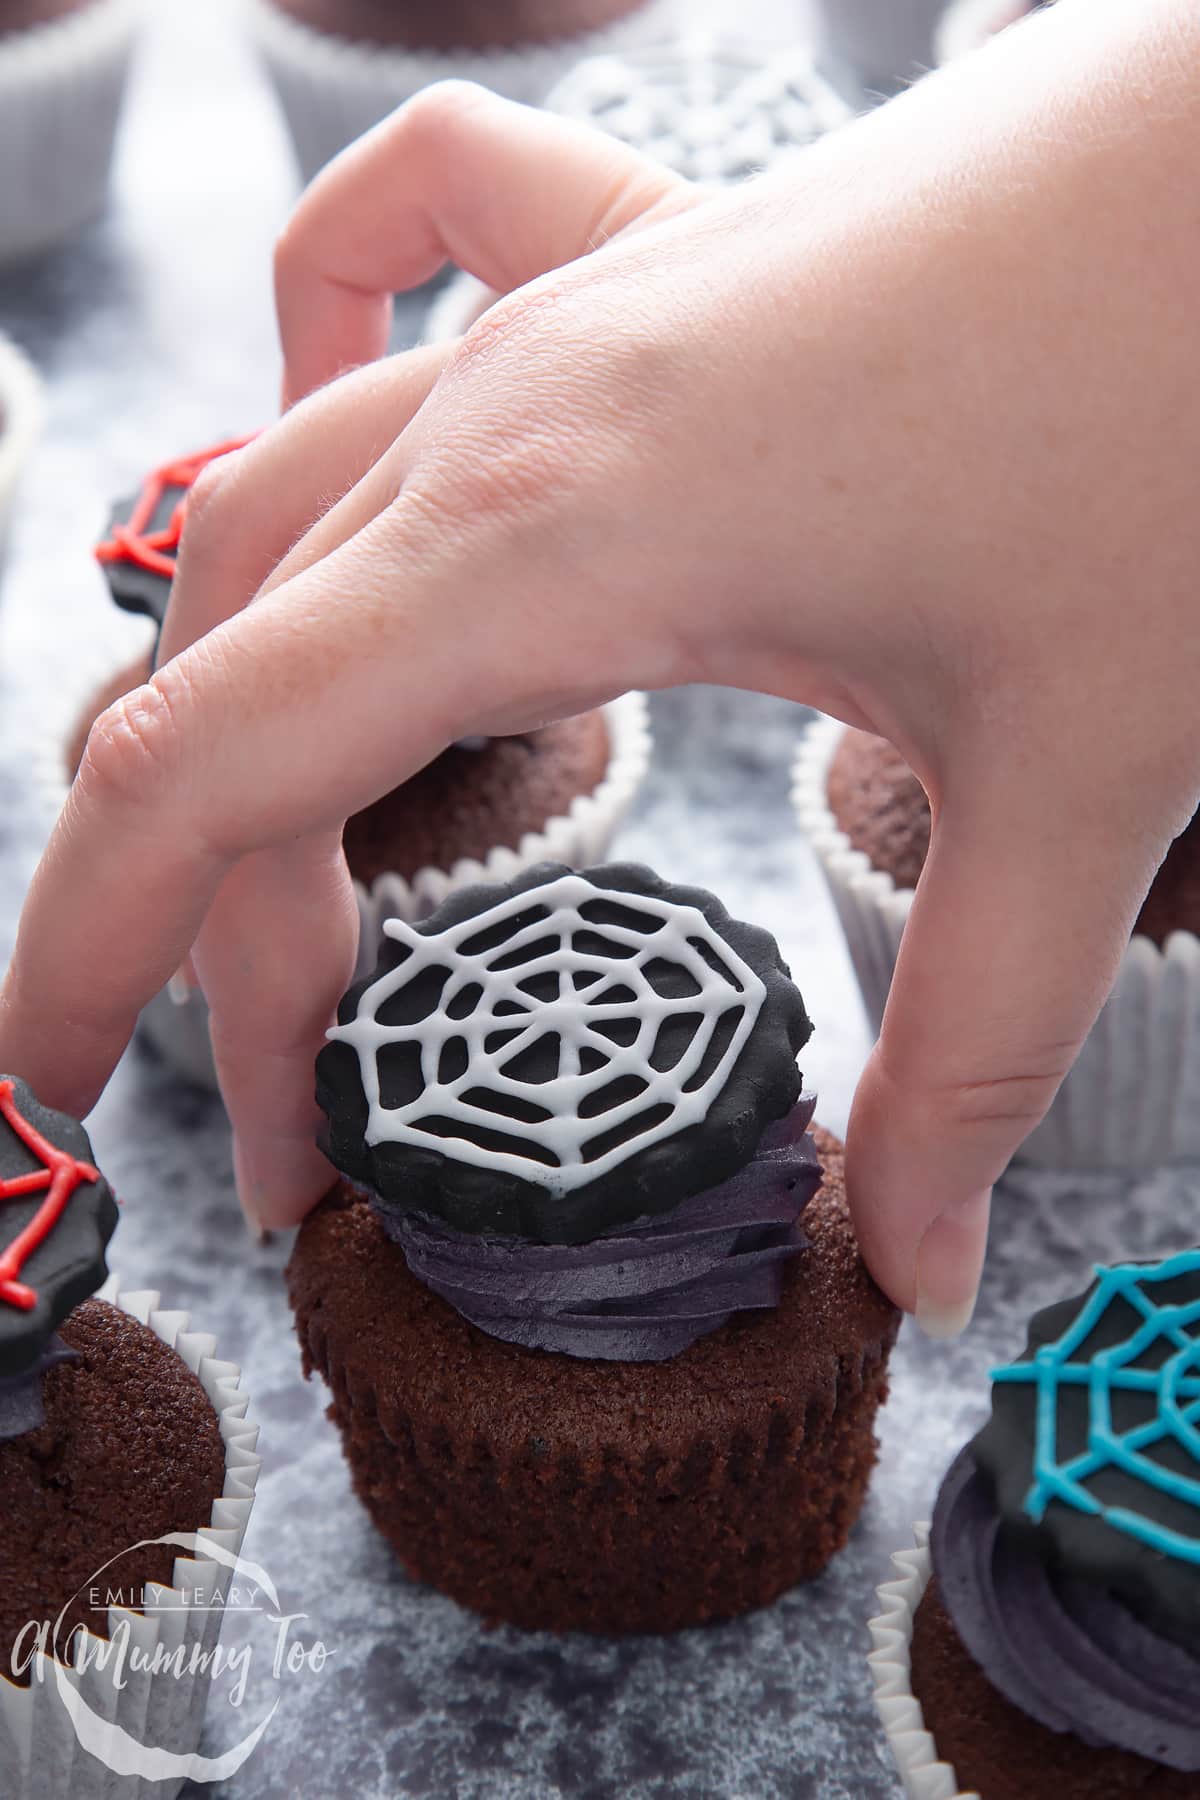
[[0, 435, 630, 1135]]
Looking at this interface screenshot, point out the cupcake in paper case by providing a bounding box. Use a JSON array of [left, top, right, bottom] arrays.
[[0, 331, 42, 568], [869, 1248, 1200, 1800], [244, 0, 689, 186], [37, 434, 650, 1092], [290, 861, 900, 1634], [0, 1075, 261, 1798], [792, 714, 1200, 1169], [425, 36, 853, 344], [0, 0, 141, 263]]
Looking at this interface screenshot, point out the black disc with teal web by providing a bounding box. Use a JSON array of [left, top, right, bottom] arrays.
[[971, 1250, 1200, 1647]]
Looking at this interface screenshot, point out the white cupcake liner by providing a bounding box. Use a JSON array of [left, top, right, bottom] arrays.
[[792, 713, 1200, 1170], [243, 0, 689, 186], [0, 1276, 261, 1800], [791, 714, 914, 1037], [0, 0, 142, 263], [0, 332, 43, 565], [867, 1525, 979, 1800], [37, 676, 651, 1090]]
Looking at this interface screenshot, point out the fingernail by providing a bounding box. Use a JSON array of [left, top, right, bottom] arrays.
[[915, 1188, 992, 1341], [166, 970, 192, 1008], [166, 956, 199, 1007], [233, 1140, 270, 1245]]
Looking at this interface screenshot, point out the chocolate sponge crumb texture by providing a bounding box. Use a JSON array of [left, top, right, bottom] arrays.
[[0, 1076, 259, 1744], [0, 1298, 227, 1678], [294, 862, 899, 1633]]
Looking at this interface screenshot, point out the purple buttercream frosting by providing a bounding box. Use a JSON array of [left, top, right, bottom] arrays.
[[377, 1096, 823, 1361], [0, 1335, 79, 1443], [932, 1448, 1200, 1773]]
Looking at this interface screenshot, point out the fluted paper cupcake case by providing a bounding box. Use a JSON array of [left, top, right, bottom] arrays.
[[36, 670, 651, 1090], [243, 0, 688, 186], [0, 0, 141, 263], [792, 713, 1200, 1170], [0, 1276, 261, 1800], [0, 333, 42, 564], [424, 37, 853, 345], [867, 1526, 980, 1800]]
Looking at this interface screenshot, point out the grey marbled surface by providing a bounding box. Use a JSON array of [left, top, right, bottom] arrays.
[[0, 3, 1196, 1797]]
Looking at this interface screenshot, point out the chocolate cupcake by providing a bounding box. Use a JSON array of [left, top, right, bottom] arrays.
[[271, 1, 650, 50], [291, 861, 900, 1633], [245, 0, 684, 184], [793, 716, 1200, 1169], [42, 437, 251, 805], [0, 0, 139, 262], [870, 1248, 1200, 1799], [0, 1076, 260, 1796], [827, 727, 1200, 946], [38, 437, 649, 1091]]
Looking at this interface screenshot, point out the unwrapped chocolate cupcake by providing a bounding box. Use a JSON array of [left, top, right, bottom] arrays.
[[37, 434, 650, 1091], [291, 860, 900, 1634], [245, 0, 686, 185], [0, 0, 140, 262], [793, 716, 1200, 1169], [0, 1075, 260, 1798], [870, 1248, 1200, 1800]]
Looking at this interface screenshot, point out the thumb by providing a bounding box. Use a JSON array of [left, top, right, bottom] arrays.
[[844, 773, 1161, 1337]]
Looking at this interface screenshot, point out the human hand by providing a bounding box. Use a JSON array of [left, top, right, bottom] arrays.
[[2, 0, 1197, 1339]]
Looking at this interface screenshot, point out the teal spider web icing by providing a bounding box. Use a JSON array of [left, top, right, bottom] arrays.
[[991, 1249, 1200, 1567]]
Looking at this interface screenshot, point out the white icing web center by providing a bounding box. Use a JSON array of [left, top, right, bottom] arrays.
[[329, 874, 767, 1194]]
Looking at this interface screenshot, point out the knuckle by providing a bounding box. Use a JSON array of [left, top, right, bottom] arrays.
[[399, 79, 492, 155], [875, 1038, 1075, 1139], [404, 432, 558, 538], [930, 1042, 1079, 1136], [75, 670, 186, 813], [272, 218, 300, 290], [938, 1068, 1068, 1134], [452, 283, 554, 374], [181, 458, 235, 545]]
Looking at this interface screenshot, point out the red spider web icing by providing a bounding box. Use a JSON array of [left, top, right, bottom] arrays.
[[94, 435, 256, 580], [0, 1081, 99, 1313]]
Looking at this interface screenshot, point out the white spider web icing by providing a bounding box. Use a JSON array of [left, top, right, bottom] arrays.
[[329, 873, 767, 1194]]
